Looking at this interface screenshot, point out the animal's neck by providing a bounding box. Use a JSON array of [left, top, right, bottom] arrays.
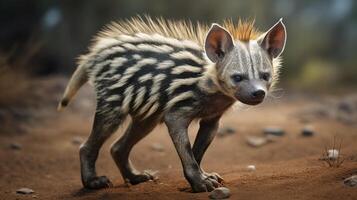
[[198, 63, 232, 97], [196, 79, 236, 118], [196, 63, 236, 118]]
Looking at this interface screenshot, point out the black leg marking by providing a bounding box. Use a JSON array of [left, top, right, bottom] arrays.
[[80, 110, 122, 189], [192, 116, 224, 183], [164, 112, 220, 193], [111, 116, 158, 185]]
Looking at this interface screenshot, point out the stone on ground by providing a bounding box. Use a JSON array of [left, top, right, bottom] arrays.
[[150, 143, 165, 152], [217, 126, 236, 137], [209, 187, 231, 199], [263, 127, 285, 136], [246, 165, 256, 171], [9, 143, 22, 150], [327, 149, 339, 160], [72, 136, 84, 145], [16, 188, 34, 195], [344, 175, 357, 187], [246, 136, 268, 147], [302, 125, 315, 137]]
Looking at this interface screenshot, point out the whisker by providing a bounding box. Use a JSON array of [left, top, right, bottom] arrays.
[[268, 88, 285, 99]]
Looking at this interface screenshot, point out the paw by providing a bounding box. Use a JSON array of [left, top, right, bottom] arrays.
[[84, 176, 113, 189], [126, 170, 157, 185], [203, 172, 224, 183], [190, 175, 220, 193]]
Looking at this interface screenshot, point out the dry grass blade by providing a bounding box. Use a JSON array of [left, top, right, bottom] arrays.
[[321, 137, 345, 168]]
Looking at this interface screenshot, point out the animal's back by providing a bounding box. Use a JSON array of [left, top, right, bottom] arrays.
[[71, 18, 213, 120], [58, 16, 260, 119]]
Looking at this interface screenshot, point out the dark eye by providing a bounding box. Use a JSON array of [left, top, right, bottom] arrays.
[[260, 72, 270, 81], [231, 74, 244, 83]]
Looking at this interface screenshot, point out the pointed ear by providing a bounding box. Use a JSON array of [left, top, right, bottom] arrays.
[[204, 23, 234, 63], [257, 18, 287, 58]]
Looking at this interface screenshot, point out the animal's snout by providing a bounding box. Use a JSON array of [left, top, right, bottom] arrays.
[[251, 89, 265, 100], [235, 80, 267, 105]]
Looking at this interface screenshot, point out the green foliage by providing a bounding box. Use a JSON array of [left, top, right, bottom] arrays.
[[293, 60, 339, 89]]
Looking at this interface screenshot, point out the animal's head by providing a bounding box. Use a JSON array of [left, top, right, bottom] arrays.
[[204, 19, 286, 105]]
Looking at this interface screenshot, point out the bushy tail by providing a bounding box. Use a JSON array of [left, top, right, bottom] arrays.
[[57, 64, 88, 111]]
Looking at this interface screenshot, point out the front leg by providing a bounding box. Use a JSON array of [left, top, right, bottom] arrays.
[[192, 116, 223, 183], [164, 113, 219, 192]]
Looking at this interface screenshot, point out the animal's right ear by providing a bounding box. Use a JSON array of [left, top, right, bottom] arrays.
[[204, 23, 234, 63]]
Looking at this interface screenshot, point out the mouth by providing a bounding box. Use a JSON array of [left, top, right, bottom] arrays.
[[238, 98, 264, 105], [235, 95, 264, 105]]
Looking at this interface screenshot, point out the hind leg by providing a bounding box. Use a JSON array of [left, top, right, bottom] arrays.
[[111, 116, 158, 185], [80, 110, 122, 189]]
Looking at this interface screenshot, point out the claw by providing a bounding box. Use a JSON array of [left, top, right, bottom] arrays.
[[143, 169, 159, 180], [204, 172, 224, 183], [84, 176, 113, 190], [125, 170, 158, 185], [105, 180, 114, 188], [209, 178, 220, 188], [191, 174, 221, 192]]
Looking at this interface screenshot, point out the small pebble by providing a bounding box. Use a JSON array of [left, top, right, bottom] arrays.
[[150, 143, 165, 152], [302, 126, 315, 137], [72, 136, 84, 145], [327, 149, 339, 160], [338, 101, 354, 114], [209, 187, 231, 199], [263, 127, 285, 136], [265, 134, 279, 142], [344, 175, 357, 187], [9, 143, 22, 150], [16, 188, 34, 195], [246, 165, 256, 171], [246, 136, 268, 147], [217, 126, 236, 137]]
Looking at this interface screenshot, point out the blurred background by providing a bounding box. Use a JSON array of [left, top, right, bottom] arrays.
[[1, 0, 357, 90], [1, 1, 357, 199]]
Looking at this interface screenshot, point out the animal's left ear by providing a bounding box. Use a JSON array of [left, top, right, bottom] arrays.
[[257, 18, 287, 58]]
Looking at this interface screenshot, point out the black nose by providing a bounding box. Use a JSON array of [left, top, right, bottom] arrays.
[[251, 90, 266, 99]]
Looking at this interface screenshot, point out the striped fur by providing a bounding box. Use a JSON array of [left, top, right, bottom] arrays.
[[58, 16, 284, 121], [88, 36, 207, 119], [57, 16, 287, 192]]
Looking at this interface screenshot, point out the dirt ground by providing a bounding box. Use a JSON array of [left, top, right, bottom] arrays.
[[0, 77, 357, 200]]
